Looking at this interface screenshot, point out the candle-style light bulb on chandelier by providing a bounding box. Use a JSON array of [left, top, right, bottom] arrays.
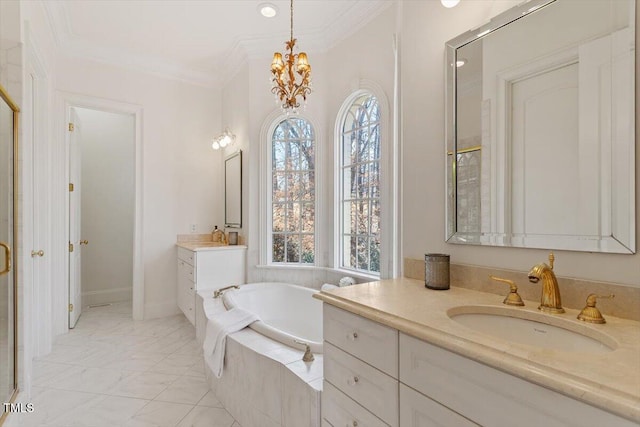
[[270, 0, 311, 112]]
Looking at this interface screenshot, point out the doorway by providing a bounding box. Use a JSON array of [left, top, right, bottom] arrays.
[[63, 95, 144, 329]]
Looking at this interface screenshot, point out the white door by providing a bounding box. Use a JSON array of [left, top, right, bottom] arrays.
[[69, 108, 82, 328], [26, 67, 53, 355], [510, 62, 581, 239]]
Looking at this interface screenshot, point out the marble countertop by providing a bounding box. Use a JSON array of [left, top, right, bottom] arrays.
[[176, 242, 247, 251], [314, 277, 640, 422]]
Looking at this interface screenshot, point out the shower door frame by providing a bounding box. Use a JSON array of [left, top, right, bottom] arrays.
[[0, 82, 20, 424]]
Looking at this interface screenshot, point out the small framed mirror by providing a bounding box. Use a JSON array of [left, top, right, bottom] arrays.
[[225, 150, 242, 228]]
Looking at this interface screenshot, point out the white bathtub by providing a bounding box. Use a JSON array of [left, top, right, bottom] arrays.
[[222, 282, 323, 353]]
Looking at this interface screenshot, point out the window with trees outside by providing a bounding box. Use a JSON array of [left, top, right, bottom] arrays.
[[271, 117, 316, 264], [339, 93, 381, 274]]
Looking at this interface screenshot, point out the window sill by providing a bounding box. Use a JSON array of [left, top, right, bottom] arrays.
[[331, 268, 380, 282], [254, 264, 380, 283], [255, 264, 320, 271]]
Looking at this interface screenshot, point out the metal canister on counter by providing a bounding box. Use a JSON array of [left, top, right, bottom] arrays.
[[425, 253, 450, 290]]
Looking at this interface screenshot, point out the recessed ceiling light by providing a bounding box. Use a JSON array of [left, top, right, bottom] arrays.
[[456, 58, 467, 68], [441, 0, 460, 8], [258, 3, 278, 18]]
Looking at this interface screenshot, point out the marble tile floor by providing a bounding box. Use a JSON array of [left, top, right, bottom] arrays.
[[10, 302, 241, 427]]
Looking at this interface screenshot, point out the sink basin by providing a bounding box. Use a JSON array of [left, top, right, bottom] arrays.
[[448, 306, 617, 353]]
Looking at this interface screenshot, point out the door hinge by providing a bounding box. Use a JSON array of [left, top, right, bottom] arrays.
[[69, 183, 74, 192], [69, 303, 74, 312], [69, 242, 74, 253], [68, 123, 74, 132]]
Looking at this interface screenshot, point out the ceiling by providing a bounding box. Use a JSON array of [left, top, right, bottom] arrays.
[[43, 0, 393, 87]]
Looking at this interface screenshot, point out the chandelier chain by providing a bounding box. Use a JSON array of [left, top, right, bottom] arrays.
[[290, 0, 293, 42]]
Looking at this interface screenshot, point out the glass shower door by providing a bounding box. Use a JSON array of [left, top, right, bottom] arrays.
[[0, 84, 17, 413]]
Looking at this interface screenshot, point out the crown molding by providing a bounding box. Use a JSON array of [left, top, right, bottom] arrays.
[[43, 0, 394, 89], [323, 0, 394, 50], [43, 0, 220, 88]]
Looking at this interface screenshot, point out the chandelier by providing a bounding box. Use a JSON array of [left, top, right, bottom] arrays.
[[270, 0, 311, 112]]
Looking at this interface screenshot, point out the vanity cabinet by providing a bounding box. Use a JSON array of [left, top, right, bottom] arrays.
[[399, 333, 635, 427], [177, 245, 246, 325], [321, 304, 637, 427]]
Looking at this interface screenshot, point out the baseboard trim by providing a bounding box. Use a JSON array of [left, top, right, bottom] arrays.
[[81, 287, 132, 307]]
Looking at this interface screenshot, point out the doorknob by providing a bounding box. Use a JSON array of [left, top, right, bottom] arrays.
[[0, 242, 10, 275], [31, 250, 44, 257], [80, 240, 89, 245]]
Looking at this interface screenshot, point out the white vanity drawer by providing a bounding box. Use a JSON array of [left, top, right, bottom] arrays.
[[322, 381, 390, 427], [400, 384, 478, 427], [324, 304, 398, 377], [178, 259, 195, 283], [178, 288, 195, 325], [399, 333, 636, 427], [325, 342, 398, 426], [178, 273, 194, 294], [177, 247, 195, 265]]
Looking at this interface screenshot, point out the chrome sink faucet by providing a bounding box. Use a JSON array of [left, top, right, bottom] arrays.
[[527, 252, 564, 314]]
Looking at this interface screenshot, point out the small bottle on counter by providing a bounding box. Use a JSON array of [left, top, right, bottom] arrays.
[[212, 226, 227, 244]]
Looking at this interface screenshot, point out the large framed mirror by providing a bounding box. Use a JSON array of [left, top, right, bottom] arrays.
[[0, 83, 19, 419], [446, 0, 635, 253], [225, 150, 242, 228]]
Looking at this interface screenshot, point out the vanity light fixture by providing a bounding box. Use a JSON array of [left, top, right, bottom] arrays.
[[211, 128, 236, 151], [441, 0, 460, 8], [270, 0, 312, 112], [258, 3, 278, 18]]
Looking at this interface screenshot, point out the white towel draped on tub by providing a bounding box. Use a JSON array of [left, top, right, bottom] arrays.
[[321, 283, 338, 291], [203, 308, 260, 378]]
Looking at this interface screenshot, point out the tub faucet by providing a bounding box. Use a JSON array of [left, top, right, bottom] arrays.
[[294, 340, 315, 362], [213, 285, 239, 298], [527, 252, 564, 314]]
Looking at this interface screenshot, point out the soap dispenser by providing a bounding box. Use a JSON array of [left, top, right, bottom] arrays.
[[212, 226, 228, 245]]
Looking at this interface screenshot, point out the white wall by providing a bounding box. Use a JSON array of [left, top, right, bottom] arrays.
[[54, 56, 224, 320], [401, 0, 640, 287], [76, 108, 135, 306]]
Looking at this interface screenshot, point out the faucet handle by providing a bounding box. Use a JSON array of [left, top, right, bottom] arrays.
[[548, 252, 555, 270], [489, 275, 524, 307], [577, 294, 614, 324]]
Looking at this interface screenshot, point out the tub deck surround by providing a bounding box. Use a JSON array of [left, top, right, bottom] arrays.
[[314, 278, 640, 422], [196, 289, 323, 427]]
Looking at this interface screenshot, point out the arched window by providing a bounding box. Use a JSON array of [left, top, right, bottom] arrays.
[[269, 117, 316, 264], [338, 93, 381, 274]]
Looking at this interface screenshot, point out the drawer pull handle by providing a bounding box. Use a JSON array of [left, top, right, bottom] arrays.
[[347, 376, 359, 386], [348, 332, 358, 341], [351, 421, 358, 427]]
